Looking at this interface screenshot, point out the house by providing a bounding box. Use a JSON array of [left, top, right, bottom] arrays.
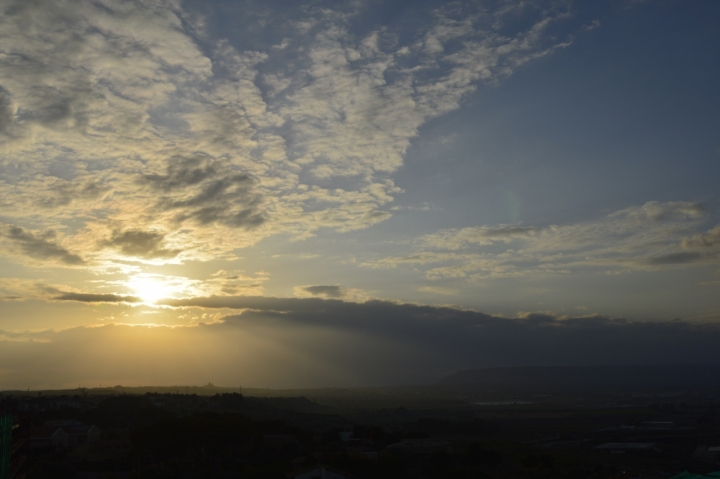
[[1, 413, 11, 476], [28, 426, 68, 450], [693, 445, 720, 462], [66, 425, 102, 446], [42, 420, 101, 446]]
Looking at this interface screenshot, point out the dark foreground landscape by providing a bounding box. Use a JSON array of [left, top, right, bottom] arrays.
[[2, 365, 720, 479]]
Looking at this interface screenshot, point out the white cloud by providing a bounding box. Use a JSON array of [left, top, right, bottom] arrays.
[[293, 284, 370, 302], [424, 225, 538, 249], [0, 0, 572, 273], [364, 202, 719, 280]]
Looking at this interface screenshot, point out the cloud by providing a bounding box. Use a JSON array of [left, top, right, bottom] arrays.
[[4, 297, 720, 388], [641, 252, 705, 266], [364, 201, 719, 280], [1, 224, 85, 265], [682, 225, 720, 250], [424, 225, 538, 249], [38, 179, 110, 209], [581, 20, 601, 32], [143, 155, 265, 230], [0, 0, 575, 268], [275, 3, 569, 183], [206, 270, 269, 296], [157, 295, 720, 361], [418, 286, 458, 296], [297, 285, 344, 299], [102, 230, 182, 260], [612, 201, 705, 221], [293, 284, 371, 302], [0, 86, 19, 141], [162, 296, 720, 374], [54, 292, 141, 303]]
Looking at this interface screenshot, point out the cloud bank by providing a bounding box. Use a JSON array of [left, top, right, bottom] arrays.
[[2, 296, 720, 389]]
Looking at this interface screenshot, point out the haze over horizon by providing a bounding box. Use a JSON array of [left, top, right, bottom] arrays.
[[1, 0, 719, 390]]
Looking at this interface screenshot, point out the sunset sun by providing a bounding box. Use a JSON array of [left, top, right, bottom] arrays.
[[127, 275, 175, 304]]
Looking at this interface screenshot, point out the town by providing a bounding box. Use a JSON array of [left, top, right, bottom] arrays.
[[2, 367, 720, 479]]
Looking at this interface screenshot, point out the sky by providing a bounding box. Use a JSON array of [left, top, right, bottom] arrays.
[[1, 0, 719, 389]]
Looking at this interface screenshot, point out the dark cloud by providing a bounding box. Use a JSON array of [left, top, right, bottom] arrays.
[[0, 87, 13, 135], [2, 225, 85, 265], [642, 252, 705, 265], [54, 292, 141, 303], [16, 82, 99, 133], [181, 204, 265, 229], [3, 298, 720, 388], [39, 180, 109, 209], [143, 156, 265, 229], [301, 285, 343, 298], [161, 295, 342, 312], [160, 296, 720, 370], [221, 283, 264, 295], [102, 230, 182, 260], [144, 156, 218, 191]]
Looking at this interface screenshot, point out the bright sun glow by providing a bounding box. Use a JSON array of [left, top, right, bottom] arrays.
[[127, 275, 175, 304]]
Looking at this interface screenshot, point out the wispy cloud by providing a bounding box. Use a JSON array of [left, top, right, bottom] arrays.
[[424, 225, 538, 249], [363, 202, 720, 280]]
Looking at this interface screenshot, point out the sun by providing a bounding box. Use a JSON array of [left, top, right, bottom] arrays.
[[127, 275, 175, 304]]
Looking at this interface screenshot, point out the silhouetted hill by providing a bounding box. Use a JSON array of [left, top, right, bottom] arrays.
[[441, 365, 720, 393]]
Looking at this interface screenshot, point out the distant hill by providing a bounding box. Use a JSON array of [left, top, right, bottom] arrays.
[[441, 365, 720, 393]]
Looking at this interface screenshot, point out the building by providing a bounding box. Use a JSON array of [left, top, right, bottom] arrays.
[[693, 445, 720, 462], [0, 404, 29, 479], [0, 414, 10, 479], [28, 426, 68, 450], [66, 425, 102, 446], [42, 421, 101, 446]]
